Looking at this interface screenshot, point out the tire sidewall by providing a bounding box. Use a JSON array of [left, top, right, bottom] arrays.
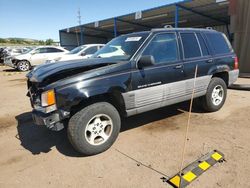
[[204, 77, 227, 112], [17, 60, 30, 71], [68, 102, 121, 155]]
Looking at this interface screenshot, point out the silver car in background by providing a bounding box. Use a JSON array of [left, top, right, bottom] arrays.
[[4, 46, 68, 71], [47, 44, 105, 63]]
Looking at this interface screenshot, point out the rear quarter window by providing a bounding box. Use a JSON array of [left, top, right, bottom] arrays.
[[180, 33, 201, 59], [205, 32, 232, 55], [196, 33, 209, 56]]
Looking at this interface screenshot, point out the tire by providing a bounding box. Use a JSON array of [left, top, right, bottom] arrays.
[[68, 102, 121, 155], [17, 60, 31, 71], [201, 77, 227, 112]]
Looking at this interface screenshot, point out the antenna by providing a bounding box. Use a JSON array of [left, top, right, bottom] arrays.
[[75, 8, 82, 46], [77, 8, 81, 25]]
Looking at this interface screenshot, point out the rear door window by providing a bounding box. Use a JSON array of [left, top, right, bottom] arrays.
[[46, 48, 64, 53], [180, 33, 201, 59], [85, 46, 98, 55], [35, 48, 47, 53], [205, 32, 231, 54]]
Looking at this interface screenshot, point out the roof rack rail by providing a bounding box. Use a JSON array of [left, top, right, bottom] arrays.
[[206, 27, 213, 30], [164, 25, 173, 28]]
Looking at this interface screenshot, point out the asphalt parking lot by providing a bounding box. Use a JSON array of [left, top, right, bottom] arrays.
[[0, 65, 250, 188]]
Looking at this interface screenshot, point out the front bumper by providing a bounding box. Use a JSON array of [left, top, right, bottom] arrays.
[[32, 110, 65, 131], [4, 57, 15, 68]]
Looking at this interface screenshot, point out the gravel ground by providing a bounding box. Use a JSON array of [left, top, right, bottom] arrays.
[[0, 65, 250, 188]]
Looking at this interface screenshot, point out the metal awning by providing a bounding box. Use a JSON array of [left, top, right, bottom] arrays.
[[60, 0, 230, 44]]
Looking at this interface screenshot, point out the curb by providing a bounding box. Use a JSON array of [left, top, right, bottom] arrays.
[[229, 84, 250, 91]]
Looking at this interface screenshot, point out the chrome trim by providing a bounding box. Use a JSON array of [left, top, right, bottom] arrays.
[[195, 32, 203, 57]]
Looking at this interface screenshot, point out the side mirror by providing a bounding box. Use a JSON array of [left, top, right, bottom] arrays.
[[80, 52, 86, 56], [137, 55, 155, 69], [30, 51, 36, 55]]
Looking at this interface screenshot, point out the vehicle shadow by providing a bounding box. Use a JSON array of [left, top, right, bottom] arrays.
[[2, 68, 18, 72], [15, 112, 82, 157], [121, 100, 204, 132], [16, 101, 203, 157]]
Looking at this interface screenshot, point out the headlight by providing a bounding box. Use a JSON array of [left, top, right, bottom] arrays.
[[55, 57, 62, 61], [45, 59, 54, 63], [41, 89, 56, 107]]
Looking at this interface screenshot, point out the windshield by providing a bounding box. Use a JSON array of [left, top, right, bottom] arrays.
[[69, 46, 87, 54], [93, 33, 149, 60], [22, 48, 33, 54]]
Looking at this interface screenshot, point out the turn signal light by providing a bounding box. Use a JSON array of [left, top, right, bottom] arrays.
[[41, 89, 56, 107]]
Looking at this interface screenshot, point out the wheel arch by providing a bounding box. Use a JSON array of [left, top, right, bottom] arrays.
[[69, 86, 127, 117], [17, 59, 30, 63], [208, 65, 230, 86], [212, 71, 229, 86]]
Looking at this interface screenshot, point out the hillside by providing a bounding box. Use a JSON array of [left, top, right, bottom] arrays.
[[0, 38, 55, 45]]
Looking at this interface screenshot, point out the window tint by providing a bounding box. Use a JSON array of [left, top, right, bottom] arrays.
[[205, 33, 231, 54], [98, 45, 104, 50], [35, 48, 47, 53], [46, 48, 64, 53], [196, 33, 209, 56], [181, 33, 201, 59], [13, 49, 22, 53], [142, 33, 178, 64], [84, 46, 98, 55]]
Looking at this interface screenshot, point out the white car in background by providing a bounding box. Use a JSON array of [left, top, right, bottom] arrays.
[[94, 45, 126, 58], [48, 44, 105, 62], [4, 46, 68, 71], [6, 48, 23, 56]]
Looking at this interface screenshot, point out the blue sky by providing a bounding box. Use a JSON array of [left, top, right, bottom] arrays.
[[0, 0, 177, 41]]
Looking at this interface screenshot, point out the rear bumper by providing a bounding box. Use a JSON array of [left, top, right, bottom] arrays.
[[32, 110, 65, 131], [228, 69, 239, 86]]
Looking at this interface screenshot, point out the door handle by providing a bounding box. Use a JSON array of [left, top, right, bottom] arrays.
[[206, 59, 213, 63], [174, 64, 183, 69]]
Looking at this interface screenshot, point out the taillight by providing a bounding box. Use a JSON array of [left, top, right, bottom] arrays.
[[234, 56, 239, 70]]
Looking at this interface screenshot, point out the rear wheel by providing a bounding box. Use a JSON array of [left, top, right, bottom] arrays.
[[201, 77, 227, 112], [68, 102, 121, 155], [17, 60, 31, 71]]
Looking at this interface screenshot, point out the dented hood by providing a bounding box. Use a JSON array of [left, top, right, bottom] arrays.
[[26, 58, 118, 83]]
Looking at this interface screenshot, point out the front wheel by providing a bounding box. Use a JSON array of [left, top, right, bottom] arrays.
[[68, 102, 121, 155], [201, 77, 227, 112], [17, 60, 31, 71]]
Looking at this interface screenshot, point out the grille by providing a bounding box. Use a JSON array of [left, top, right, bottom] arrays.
[[27, 80, 41, 107]]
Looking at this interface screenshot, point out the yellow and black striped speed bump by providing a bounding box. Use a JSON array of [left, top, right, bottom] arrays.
[[165, 150, 224, 188]]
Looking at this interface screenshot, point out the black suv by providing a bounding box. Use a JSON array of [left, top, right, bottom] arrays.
[[27, 28, 239, 155]]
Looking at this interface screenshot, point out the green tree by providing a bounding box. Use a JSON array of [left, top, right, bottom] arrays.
[[38, 40, 45, 45], [45, 39, 54, 45], [0, 38, 6, 43], [9, 38, 18, 43]]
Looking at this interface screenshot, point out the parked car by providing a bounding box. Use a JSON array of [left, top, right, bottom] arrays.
[[0, 48, 8, 64], [27, 28, 239, 155], [4, 46, 68, 71], [48, 44, 105, 62], [8, 48, 24, 56]]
